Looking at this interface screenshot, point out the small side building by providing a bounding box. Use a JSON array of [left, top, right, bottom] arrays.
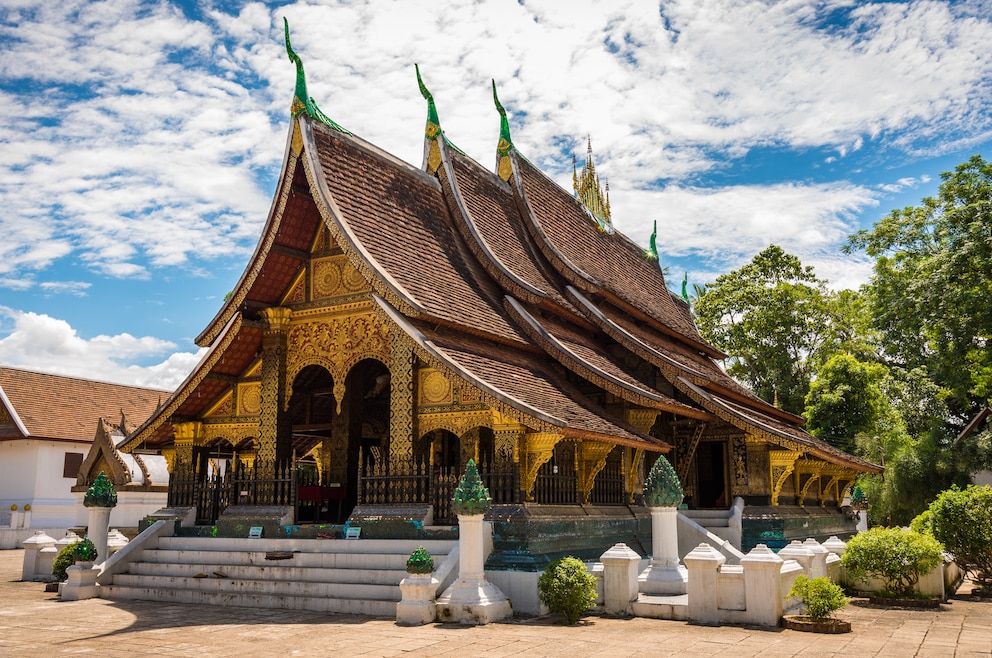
[[0, 366, 167, 542]]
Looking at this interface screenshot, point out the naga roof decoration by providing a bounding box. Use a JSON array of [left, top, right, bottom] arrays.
[[645, 220, 659, 261], [284, 19, 349, 134], [118, 34, 880, 479]]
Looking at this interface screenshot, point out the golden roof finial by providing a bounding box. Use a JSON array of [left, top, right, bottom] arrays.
[[574, 137, 611, 231]]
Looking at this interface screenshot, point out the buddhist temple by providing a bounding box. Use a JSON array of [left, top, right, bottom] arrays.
[[119, 23, 879, 564]]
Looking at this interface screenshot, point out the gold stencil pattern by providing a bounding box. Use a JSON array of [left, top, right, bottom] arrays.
[[239, 383, 262, 415], [420, 370, 452, 405]]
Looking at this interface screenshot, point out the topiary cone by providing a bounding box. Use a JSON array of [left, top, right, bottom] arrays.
[[643, 456, 683, 507], [450, 459, 492, 516]]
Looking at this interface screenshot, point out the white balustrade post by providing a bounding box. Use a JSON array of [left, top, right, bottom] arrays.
[[21, 531, 56, 581], [741, 544, 787, 627], [803, 538, 829, 578], [601, 543, 641, 615], [683, 542, 724, 625]]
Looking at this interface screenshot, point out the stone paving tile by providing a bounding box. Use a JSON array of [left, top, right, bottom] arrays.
[[3, 549, 992, 657]]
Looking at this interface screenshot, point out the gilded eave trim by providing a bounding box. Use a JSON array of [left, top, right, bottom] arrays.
[[122, 312, 244, 452]]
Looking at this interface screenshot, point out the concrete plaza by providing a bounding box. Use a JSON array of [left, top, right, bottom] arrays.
[[0, 549, 989, 657]]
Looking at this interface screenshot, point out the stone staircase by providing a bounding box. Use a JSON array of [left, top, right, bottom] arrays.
[[100, 536, 457, 616]]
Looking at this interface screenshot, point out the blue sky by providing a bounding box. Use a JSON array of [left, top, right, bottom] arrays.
[[1, 0, 992, 390]]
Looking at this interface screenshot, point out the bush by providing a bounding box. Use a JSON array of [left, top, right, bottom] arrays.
[[788, 575, 847, 621], [921, 485, 992, 589], [52, 541, 79, 582], [538, 556, 598, 624], [841, 527, 943, 598]]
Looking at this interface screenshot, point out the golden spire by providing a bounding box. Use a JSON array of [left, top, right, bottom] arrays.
[[574, 137, 612, 231]]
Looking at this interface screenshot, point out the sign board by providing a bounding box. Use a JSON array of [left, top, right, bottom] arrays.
[[344, 526, 361, 540], [248, 526, 263, 538]]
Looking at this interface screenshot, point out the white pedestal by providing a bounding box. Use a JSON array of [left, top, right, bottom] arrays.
[[61, 562, 100, 601], [639, 506, 688, 595], [86, 507, 112, 565], [396, 574, 439, 626], [436, 514, 511, 625]]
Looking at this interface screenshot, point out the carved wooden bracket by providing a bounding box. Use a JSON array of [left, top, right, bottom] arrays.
[[625, 447, 645, 503], [522, 432, 562, 501], [769, 449, 802, 506], [577, 442, 616, 503], [794, 459, 823, 508], [677, 422, 707, 482]]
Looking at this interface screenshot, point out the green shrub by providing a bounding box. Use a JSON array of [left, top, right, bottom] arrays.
[[538, 556, 598, 624], [922, 485, 992, 589], [788, 575, 847, 621], [52, 541, 79, 582], [909, 508, 934, 536], [841, 527, 943, 598]]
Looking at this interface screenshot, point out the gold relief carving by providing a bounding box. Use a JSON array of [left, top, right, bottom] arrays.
[[769, 450, 802, 506], [284, 311, 391, 413], [625, 447, 645, 503], [203, 392, 233, 418], [420, 369, 452, 405], [283, 270, 306, 305], [161, 447, 176, 473], [312, 258, 343, 298], [389, 337, 416, 472], [261, 306, 293, 333], [202, 422, 259, 445], [819, 465, 845, 507], [290, 121, 303, 156], [173, 421, 205, 446], [522, 432, 562, 501], [417, 408, 494, 439], [731, 434, 748, 493], [677, 422, 707, 482], [238, 450, 257, 470], [577, 442, 616, 503], [239, 383, 262, 416], [342, 260, 367, 292], [624, 408, 659, 435], [459, 386, 481, 404]]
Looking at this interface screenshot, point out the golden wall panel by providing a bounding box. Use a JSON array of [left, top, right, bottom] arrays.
[[239, 382, 262, 416]]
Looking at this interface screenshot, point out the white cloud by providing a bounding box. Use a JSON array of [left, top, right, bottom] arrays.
[[38, 280, 91, 296], [0, 306, 202, 389]]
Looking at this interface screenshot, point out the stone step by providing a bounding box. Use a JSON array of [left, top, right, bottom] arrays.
[[110, 572, 400, 601], [140, 548, 421, 570], [157, 536, 456, 554], [125, 560, 407, 585], [100, 583, 397, 616]]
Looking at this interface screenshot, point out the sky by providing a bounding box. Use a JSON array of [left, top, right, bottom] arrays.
[[1, 0, 992, 391]]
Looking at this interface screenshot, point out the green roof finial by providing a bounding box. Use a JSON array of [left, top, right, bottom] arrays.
[[451, 459, 492, 516], [493, 80, 513, 157], [283, 18, 350, 134], [645, 220, 658, 261], [643, 456, 683, 507], [416, 64, 441, 141], [681, 272, 689, 303], [83, 471, 117, 508]]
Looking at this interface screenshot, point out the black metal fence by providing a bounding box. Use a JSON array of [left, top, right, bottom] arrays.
[[168, 459, 296, 525]]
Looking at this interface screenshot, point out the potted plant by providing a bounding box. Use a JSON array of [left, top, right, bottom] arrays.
[[783, 575, 850, 633], [841, 526, 944, 607]]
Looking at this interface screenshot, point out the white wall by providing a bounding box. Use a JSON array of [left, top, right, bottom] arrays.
[[73, 490, 168, 529], [0, 440, 87, 529]]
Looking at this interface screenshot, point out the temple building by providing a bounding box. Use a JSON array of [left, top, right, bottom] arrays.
[[120, 25, 879, 563]]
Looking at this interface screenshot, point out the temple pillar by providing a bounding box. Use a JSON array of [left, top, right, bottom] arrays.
[[258, 307, 292, 482], [389, 337, 416, 474], [460, 427, 480, 470], [172, 421, 205, 483]]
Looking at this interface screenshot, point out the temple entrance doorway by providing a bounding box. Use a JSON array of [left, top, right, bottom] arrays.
[[695, 441, 728, 508], [345, 358, 390, 521], [423, 429, 460, 524], [287, 364, 339, 522]]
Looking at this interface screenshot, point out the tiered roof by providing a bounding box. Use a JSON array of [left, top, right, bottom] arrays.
[[121, 31, 880, 474]]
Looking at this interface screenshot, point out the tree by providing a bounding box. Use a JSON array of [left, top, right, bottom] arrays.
[[694, 245, 838, 414], [847, 155, 992, 421], [804, 354, 889, 452]]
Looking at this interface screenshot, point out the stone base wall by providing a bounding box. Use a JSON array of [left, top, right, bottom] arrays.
[[742, 505, 856, 551]]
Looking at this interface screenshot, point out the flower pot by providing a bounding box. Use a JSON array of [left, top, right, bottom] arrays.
[[782, 615, 852, 634]]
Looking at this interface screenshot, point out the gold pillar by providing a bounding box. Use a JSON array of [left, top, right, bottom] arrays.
[[388, 337, 416, 474], [258, 307, 292, 480]]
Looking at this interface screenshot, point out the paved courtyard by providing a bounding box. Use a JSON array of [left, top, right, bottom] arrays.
[[0, 549, 989, 657]]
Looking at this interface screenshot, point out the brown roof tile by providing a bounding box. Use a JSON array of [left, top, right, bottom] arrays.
[[313, 126, 526, 345], [0, 367, 167, 444]]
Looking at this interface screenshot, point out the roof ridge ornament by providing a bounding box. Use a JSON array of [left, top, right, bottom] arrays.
[[681, 272, 690, 303], [416, 64, 441, 142], [283, 18, 350, 134], [645, 220, 659, 261], [493, 80, 514, 182], [573, 137, 613, 232]]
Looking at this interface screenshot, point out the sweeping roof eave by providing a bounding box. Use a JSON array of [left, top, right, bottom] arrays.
[[372, 295, 669, 452], [678, 376, 882, 473], [507, 150, 721, 357], [120, 312, 246, 452], [196, 118, 303, 348]]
